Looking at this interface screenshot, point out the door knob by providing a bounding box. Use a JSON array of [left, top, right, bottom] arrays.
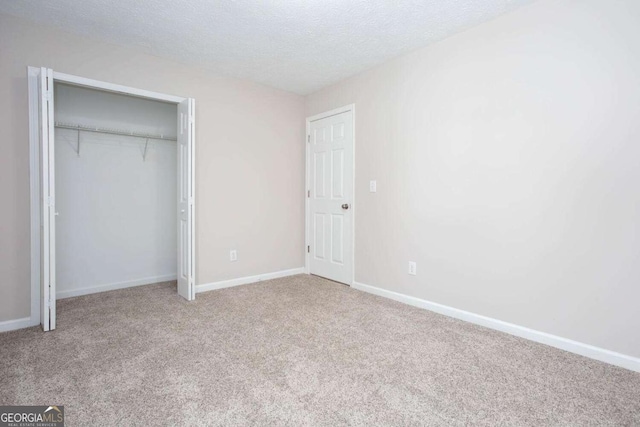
[[341, 204, 350, 210]]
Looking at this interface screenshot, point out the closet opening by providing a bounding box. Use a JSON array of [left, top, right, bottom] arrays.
[[55, 82, 178, 300], [28, 68, 196, 331]]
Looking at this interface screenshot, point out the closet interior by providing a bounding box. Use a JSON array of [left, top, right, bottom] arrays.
[[54, 83, 178, 299]]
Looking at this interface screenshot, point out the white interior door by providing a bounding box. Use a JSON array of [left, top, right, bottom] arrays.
[[40, 67, 56, 331], [309, 110, 353, 284], [177, 98, 195, 300]]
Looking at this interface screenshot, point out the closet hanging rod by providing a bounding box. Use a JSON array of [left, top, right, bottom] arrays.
[[54, 122, 177, 142]]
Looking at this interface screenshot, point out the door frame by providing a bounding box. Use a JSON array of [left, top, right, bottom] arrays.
[[27, 67, 197, 329], [304, 104, 356, 286]]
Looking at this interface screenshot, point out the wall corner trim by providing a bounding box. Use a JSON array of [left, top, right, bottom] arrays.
[[196, 267, 305, 293], [351, 281, 640, 373]]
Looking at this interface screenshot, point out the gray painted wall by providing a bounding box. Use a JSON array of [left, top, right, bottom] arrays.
[[306, 0, 640, 358]]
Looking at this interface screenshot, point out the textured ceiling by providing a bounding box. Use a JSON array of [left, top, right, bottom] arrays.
[[0, 0, 535, 94]]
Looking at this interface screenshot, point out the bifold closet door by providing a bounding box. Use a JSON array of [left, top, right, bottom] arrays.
[[177, 98, 196, 301], [40, 67, 56, 331]]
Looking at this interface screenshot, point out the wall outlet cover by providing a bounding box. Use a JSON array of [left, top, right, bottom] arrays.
[[408, 261, 417, 275]]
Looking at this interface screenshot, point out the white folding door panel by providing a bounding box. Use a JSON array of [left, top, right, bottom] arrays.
[[40, 67, 56, 331], [177, 98, 195, 300], [309, 111, 353, 284]]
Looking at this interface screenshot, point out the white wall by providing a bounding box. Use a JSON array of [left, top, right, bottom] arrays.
[[0, 14, 305, 322], [54, 84, 177, 298], [306, 0, 640, 359]]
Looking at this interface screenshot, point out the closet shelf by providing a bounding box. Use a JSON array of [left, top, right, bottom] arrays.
[[54, 122, 177, 142]]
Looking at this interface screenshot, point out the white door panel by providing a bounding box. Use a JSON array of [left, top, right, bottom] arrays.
[[309, 111, 353, 284], [40, 67, 56, 331], [177, 98, 195, 300]]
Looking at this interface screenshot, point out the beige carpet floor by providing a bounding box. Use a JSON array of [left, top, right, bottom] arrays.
[[1, 274, 639, 426]]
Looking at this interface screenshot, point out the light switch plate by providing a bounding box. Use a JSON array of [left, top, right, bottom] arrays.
[[230, 250, 237, 262], [369, 180, 377, 192]]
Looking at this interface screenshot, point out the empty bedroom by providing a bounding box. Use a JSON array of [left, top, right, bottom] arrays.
[[0, 0, 638, 425]]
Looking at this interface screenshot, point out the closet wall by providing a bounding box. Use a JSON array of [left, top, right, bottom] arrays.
[[54, 84, 177, 298]]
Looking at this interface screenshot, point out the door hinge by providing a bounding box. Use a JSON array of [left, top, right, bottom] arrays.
[[307, 245, 310, 253], [45, 75, 52, 100], [307, 135, 310, 143], [44, 86, 53, 102], [307, 190, 310, 198]]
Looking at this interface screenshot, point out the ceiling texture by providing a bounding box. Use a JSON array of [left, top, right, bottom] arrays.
[[0, 0, 535, 94]]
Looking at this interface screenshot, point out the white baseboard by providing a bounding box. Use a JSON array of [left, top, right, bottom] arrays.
[[352, 281, 640, 373], [56, 274, 177, 299], [0, 316, 39, 333], [197, 267, 305, 294]]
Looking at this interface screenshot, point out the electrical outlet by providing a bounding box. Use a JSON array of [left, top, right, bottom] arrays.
[[408, 261, 417, 275], [230, 250, 237, 262], [369, 180, 377, 193]]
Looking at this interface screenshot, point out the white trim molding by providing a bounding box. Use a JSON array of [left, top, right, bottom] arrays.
[[0, 317, 39, 334], [56, 275, 178, 300], [27, 66, 42, 328], [197, 268, 305, 294], [52, 71, 185, 103], [352, 281, 640, 373]]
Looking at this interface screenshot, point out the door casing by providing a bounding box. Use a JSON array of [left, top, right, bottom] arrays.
[[304, 104, 356, 286]]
